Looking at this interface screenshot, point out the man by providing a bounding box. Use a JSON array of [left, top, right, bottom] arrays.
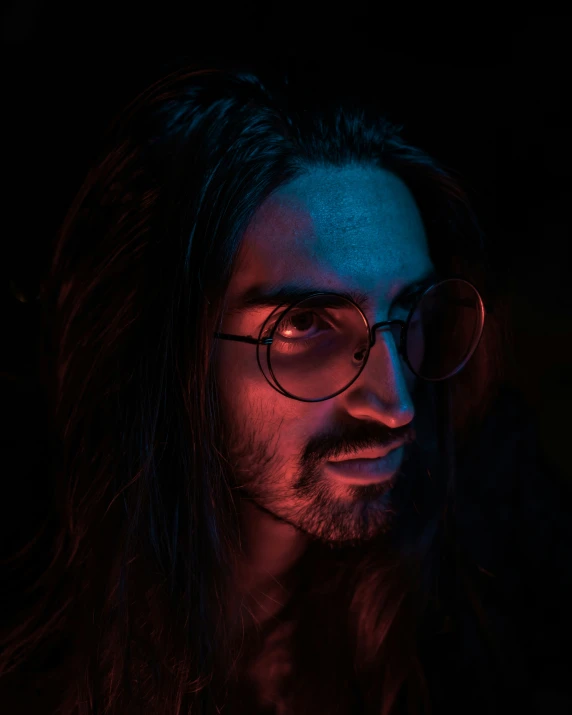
[[217, 162, 441, 712], [1, 65, 570, 715]]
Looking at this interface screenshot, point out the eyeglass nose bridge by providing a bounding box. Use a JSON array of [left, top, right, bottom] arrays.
[[353, 319, 407, 364], [368, 319, 407, 352]]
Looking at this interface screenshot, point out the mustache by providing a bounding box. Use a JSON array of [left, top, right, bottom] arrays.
[[303, 422, 417, 465]]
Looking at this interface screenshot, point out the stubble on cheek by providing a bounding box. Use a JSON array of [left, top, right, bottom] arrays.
[[222, 395, 291, 499]]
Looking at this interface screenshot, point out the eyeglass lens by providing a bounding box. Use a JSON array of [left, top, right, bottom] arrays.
[[259, 279, 484, 401]]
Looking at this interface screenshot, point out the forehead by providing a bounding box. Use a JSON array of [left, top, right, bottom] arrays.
[[229, 164, 432, 306]]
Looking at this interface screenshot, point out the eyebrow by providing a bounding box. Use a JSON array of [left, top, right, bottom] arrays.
[[230, 268, 441, 314]]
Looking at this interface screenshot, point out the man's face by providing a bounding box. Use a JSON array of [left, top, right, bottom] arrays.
[[214, 164, 435, 545]]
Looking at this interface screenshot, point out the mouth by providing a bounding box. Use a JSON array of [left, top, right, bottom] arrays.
[[327, 441, 405, 463], [325, 445, 405, 484]]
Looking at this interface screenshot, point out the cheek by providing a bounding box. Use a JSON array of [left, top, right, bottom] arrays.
[[214, 340, 259, 408], [214, 341, 287, 429], [214, 340, 328, 452]]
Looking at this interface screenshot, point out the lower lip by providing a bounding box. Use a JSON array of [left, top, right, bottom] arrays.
[[325, 447, 403, 484]]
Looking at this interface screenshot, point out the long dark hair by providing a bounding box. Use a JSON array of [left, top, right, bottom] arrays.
[[0, 65, 507, 714]]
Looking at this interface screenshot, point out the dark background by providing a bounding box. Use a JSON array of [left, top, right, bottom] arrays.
[[1, 6, 571, 502]]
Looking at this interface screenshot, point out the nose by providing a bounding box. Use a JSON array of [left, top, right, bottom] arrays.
[[340, 327, 415, 428]]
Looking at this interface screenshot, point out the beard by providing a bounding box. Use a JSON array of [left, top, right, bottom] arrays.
[[222, 407, 425, 548], [219, 383, 438, 548]]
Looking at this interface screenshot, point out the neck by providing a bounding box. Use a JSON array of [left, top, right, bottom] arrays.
[[230, 498, 310, 630]]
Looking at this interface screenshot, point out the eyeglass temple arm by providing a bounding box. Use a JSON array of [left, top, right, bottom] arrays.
[[214, 332, 273, 345]]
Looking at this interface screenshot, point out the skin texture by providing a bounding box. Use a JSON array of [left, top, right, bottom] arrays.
[[214, 164, 434, 624]]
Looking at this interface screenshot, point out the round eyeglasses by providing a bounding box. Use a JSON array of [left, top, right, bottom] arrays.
[[214, 278, 486, 403]]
